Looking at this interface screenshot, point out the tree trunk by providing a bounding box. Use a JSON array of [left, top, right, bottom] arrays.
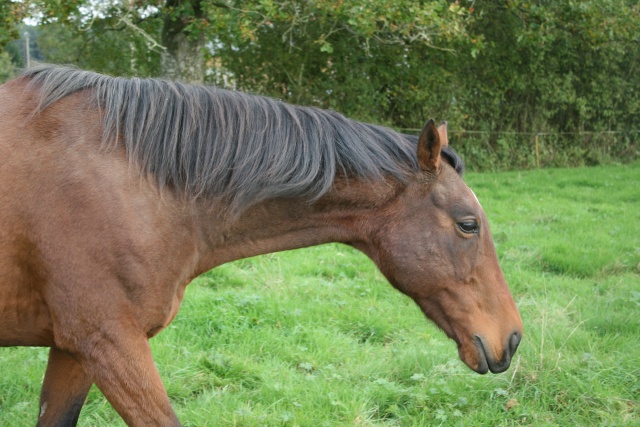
[[161, 32, 205, 84], [160, 0, 205, 84]]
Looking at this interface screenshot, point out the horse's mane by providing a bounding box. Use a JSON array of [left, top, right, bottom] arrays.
[[22, 65, 463, 211]]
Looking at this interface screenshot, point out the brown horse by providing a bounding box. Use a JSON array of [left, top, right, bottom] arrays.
[[0, 65, 522, 426]]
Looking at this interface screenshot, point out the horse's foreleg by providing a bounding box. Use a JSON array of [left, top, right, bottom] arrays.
[[72, 325, 181, 427], [37, 347, 92, 427]]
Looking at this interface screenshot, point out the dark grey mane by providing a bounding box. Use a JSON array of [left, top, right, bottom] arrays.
[[23, 65, 463, 211]]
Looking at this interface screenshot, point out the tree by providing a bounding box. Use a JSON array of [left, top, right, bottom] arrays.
[[450, 0, 640, 133], [11, 0, 475, 102], [208, 0, 474, 124], [0, 1, 23, 50], [12, 0, 205, 82], [160, 0, 206, 83]]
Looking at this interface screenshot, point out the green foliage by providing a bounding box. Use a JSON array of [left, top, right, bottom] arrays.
[[207, 0, 473, 124], [0, 163, 638, 425], [0, 1, 24, 49], [2, 0, 166, 77], [450, 0, 640, 135], [0, 51, 15, 83], [35, 19, 162, 77]]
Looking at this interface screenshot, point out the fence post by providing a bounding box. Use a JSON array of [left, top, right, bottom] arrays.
[[25, 32, 31, 69]]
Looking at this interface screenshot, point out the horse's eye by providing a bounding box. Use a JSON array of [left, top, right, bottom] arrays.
[[457, 220, 479, 235]]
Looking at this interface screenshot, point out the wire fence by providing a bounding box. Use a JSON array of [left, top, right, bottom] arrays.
[[398, 129, 640, 171]]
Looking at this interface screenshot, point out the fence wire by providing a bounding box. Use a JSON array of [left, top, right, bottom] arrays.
[[398, 129, 640, 171]]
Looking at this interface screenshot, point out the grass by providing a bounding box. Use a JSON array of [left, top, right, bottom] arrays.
[[1, 162, 638, 426]]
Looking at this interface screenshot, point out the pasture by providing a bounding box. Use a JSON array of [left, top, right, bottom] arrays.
[[1, 162, 638, 426]]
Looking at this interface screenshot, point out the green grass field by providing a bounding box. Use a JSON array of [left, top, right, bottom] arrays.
[[1, 163, 638, 426]]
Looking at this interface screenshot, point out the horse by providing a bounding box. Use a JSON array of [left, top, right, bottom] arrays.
[[0, 65, 523, 426]]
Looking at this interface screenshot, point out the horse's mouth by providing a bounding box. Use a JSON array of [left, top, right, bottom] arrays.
[[468, 333, 521, 374], [470, 337, 490, 374]]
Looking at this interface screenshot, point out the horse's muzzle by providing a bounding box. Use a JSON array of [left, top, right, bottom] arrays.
[[472, 331, 522, 374]]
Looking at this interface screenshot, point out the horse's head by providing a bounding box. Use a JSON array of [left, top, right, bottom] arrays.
[[356, 120, 523, 374]]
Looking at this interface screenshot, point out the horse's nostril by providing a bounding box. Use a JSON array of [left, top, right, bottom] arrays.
[[509, 331, 521, 355]]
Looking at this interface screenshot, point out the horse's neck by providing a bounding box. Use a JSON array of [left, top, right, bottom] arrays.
[[194, 176, 400, 270]]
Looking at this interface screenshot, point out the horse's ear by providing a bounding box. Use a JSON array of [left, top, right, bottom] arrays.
[[437, 121, 449, 147], [417, 119, 441, 172]]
